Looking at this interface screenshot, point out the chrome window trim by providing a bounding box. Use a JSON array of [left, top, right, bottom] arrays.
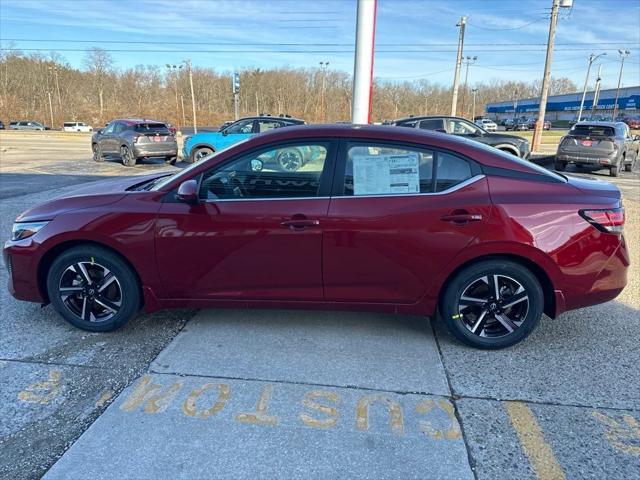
[[201, 175, 485, 203]]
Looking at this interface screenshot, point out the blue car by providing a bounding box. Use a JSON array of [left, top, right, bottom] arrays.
[[183, 116, 305, 163]]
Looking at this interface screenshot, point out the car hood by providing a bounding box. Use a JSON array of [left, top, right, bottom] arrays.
[[16, 174, 166, 222], [564, 173, 621, 200]]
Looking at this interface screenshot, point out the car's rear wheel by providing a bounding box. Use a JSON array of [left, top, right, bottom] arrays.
[[439, 259, 544, 349], [192, 147, 213, 163], [166, 155, 177, 165], [46, 246, 141, 332], [554, 161, 566, 171], [92, 143, 104, 162], [121, 145, 136, 167], [610, 165, 619, 177], [277, 148, 304, 171]]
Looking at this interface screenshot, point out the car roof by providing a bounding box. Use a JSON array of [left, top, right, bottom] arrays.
[[392, 115, 470, 124], [573, 121, 621, 127], [113, 118, 168, 125], [232, 116, 305, 123]]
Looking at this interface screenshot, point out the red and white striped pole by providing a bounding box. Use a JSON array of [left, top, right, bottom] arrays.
[[351, 0, 377, 124]]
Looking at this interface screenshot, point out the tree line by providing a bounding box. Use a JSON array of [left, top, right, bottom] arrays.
[[0, 48, 578, 128]]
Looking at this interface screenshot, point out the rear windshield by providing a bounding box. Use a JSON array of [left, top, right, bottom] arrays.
[[570, 125, 615, 137], [134, 123, 168, 132]]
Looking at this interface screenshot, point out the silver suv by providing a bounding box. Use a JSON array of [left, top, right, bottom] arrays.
[[556, 122, 639, 176], [9, 121, 46, 130], [92, 119, 178, 167]]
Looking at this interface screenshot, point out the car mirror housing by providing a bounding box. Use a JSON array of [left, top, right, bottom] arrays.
[[177, 179, 199, 204]]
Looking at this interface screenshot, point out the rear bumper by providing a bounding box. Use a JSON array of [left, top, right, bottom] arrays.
[[556, 151, 619, 166], [133, 142, 178, 158]]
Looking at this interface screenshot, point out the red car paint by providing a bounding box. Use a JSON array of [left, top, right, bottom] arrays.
[[4, 125, 628, 320]]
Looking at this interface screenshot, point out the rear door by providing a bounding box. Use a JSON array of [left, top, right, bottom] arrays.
[[323, 140, 492, 304]]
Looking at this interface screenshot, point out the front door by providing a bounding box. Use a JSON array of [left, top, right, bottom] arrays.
[[156, 139, 336, 301], [323, 140, 492, 304]]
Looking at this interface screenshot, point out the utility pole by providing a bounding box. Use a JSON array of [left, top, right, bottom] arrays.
[[613, 49, 630, 119], [591, 64, 603, 115], [232, 72, 240, 120], [531, 0, 569, 152], [319, 61, 329, 122], [513, 89, 519, 122], [183, 60, 197, 133], [471, 88, 479, 120], [180, 94, 186, 127], [424, 95, 428, 115], [47, 91, 54, 128], [48, 65, 62, 123], [351, 0, 377, 124], [460, 55, 477, 118], [450, 16, 467, 117], [577, 53, 606, 122]]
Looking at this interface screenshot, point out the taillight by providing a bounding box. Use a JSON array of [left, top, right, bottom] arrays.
[[579, 208, 624, 234]]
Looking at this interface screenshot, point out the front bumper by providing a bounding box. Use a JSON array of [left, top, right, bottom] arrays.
[[4, 238, 45, 303]]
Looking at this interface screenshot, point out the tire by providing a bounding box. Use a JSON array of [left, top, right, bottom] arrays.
[[192, 147, 214, 163], [439, 259, 544, 349], [46, 245, 141, 332], [166, 155, 178, 165], [92, 143, 104, 162], [610, 165, 619, 177], [554, 161, 566, 171], [120, 145, 136, 167], [277, 148, 304, 171]]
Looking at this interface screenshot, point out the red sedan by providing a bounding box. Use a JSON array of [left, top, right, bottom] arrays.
[[4, 125, 628, 349]]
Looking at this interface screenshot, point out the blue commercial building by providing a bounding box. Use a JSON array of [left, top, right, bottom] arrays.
[[485, 86, 639, 121]]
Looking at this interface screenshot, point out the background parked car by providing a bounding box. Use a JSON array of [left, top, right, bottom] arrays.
[[555, 121, 639, 176], [504, 117, 529, 131], [392, 115, 530, 158], [91, 118, 178, 167], [183, 115, 305, 163], [0, 120, 4, 129], [63, 121, 93, 133], [9, 121, 47, 130], [618, 115, 640, 129], [474, 118, 498, 131]]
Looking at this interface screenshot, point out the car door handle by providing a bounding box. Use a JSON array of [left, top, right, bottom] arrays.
[[280, 219, 320, 230], [440, 213, 483, 223]]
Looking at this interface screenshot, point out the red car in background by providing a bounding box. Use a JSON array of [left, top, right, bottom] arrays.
[[4, 125, 628, 349]]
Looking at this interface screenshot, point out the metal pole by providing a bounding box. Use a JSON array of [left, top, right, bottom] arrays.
[[47, 91, 54, 128], [612, 50, 630, 119], [450, 16, 466, 117], [460, 56, 476, 118], [180, 94, 186, 126], [319, 61, 329, 122], [185, 60, 197, 133], [351, 0, 377, 124], [591, 64, 602, 115], [471, 88, 478, 120], [531, 0, 560, 153], [577, 55, 594, 123]]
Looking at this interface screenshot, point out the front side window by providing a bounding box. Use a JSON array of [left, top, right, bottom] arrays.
[[199, 142, 329, 200], [446, 119, 481, 135], [104, 122, 116, 134], [342, 143, 434, 196], [224, 119, 254, 134]]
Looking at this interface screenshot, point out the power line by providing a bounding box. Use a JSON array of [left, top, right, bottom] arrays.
[[466, 18, 548, 31]]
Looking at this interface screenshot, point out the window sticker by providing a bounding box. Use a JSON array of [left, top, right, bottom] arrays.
[[352, 153, 420, 195]]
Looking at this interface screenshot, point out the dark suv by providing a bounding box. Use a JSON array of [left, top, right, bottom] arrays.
[[392, 115, 530, 158], [92, 119, 178, 167]]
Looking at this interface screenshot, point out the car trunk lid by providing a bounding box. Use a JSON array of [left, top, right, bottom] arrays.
[[564, 174, 621, 199]]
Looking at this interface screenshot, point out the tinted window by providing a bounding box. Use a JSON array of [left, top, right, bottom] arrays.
[[64, 122, 75, 127], [199, 142, 329, 200], [114, 123, 127, 134], [436, 152, 472, 192], [134, 123, 167, 132], [342, 143, 434, 196], [257, 121, 282, 133], [418, 119, 444, 130], [570, 125, 615, 137], [225, 119, 254, 134]]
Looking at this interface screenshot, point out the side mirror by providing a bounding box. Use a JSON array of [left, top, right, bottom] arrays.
[[221, 129, 228, 136], [250, 159, 263, 172], [177, 179, 199, 204]]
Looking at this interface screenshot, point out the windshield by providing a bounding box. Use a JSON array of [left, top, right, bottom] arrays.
[[570, 125, 615, 137], [134, 123, 168, 132], [151, 137, 252, 191]]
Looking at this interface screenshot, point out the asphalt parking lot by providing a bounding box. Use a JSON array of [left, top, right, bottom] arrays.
[[1, 131, 639, 479]]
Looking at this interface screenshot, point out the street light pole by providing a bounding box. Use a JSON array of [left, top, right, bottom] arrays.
[[531, 0, 568, 152], [577, 52, 606, 122], [47, 91, 54, 128], [612, 49, 630, 119], [183, 60, 197, 133], [319, 61, 329, 122], [591, 64, 603, 116], [460, 55, 477, 118], [351, 0, 377, 124], [471, 88, 478, 120], [450, 16, 467, 117], [166, 64, 183, 126]]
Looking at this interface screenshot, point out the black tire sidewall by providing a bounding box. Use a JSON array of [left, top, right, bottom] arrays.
[[440, 260, 544, 349], [121, 146, 136, 167], [46, 246, 141, 332], [93, 143, 104, 162]]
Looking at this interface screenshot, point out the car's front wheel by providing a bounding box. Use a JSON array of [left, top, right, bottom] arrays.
[[46, 246, 141, 332], [192, 147, 214, 163], [277, 148, 304, 172], [439, 259, 544, 349], [92, 143, 104, 162]]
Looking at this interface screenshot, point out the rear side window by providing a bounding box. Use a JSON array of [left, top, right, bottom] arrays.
[[436, 152, 472, 192], [570, 125, 615, 137], [418, 119, 444, 130]]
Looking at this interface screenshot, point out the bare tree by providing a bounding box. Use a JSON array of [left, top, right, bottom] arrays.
[[83, 48, 113, 122]]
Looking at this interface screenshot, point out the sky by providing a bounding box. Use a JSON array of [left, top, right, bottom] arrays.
[[1, 0, 639, 89]]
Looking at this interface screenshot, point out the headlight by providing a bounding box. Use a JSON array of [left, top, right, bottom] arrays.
[[11, 221, 49, 241]]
